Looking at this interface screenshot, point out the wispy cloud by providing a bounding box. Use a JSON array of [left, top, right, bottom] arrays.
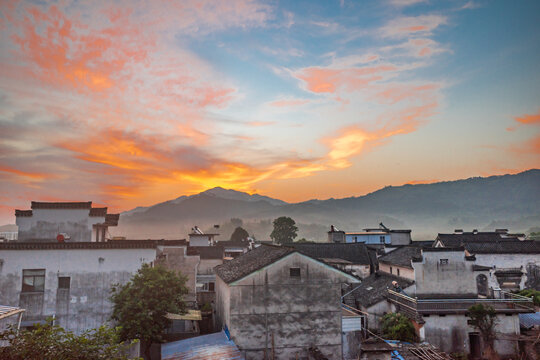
[[381, 15, 447, 38]]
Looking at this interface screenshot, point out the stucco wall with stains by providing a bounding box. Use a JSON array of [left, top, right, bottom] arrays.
[[0, 247, 156, 334], [216, 252, 358, 360]]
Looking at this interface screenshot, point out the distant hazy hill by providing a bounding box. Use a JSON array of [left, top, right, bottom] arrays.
[[113, 169, 540, 240]]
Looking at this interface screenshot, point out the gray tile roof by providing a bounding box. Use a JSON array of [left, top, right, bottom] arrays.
[[378, 246, 422, 269], [215, 244, 294, 284], [436, 232, 520, 247], [344, 272, 414, 308], [464, 240, 540, 254], [286, 242, 373, 265]]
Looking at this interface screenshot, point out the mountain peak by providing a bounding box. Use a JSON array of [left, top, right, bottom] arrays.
[[199, 187, 287, 206]]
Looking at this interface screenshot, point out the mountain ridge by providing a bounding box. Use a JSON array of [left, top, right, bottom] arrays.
[[115, 169, 540, 240]]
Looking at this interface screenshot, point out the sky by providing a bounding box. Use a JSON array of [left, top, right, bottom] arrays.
[[0, 0, 539, 223]]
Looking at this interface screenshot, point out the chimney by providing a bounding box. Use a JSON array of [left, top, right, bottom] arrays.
[[495, 229, 508, 234], [454, 229, 463, 234]]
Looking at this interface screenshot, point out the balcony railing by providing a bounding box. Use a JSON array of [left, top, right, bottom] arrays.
[[387, 289, 534, 317]]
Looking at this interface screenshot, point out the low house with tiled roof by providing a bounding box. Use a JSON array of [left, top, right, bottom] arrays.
[[433, 230, 540, 291], [385, 247, 535, 357], [214, 244, 359, 360], [15, 201, 120, 242], [377, 246, 422, 280], [287, 242, 378, 278], [342, 272, 415, 332], [0, 239, 190, 335]]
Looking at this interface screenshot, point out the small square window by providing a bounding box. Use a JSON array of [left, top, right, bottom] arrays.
[[440, 259, 449, 265], [290, 268, 301, 277], [22, 269, 45, 293], [380, 236, 385, 243], [58, 277, 70, 289]]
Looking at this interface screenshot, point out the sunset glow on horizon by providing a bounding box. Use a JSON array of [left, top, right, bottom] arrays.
[[0, 0, 539, 223]]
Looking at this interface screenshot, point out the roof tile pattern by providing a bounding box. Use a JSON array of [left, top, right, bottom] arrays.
[[215, 244, 294, 284], [378, 246, 422, 269], [31, 201, 92, 209], [344, 271, 414, 308], [287, 242, 373, 265], [89, 207, 107, 216]]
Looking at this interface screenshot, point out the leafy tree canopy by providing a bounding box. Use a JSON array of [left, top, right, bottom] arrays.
[[0, 319, 137, 360], [380, 313, 417, 342], [230, 226, 249, 242], [295, 238, 315, 243], [110, 264, 188, 358], [516, 289, 540, 306], [270, 216, 298, 244]]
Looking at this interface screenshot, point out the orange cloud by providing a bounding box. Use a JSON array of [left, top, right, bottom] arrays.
[[296, 65, 397, 94], [12, 5, 148, 93], [323, 101, 438, 168], [0, 166, 51, 181], [515, 111, 540, 125], [507, 110, 540, 131]]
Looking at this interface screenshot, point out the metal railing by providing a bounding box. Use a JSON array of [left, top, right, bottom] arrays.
[[387, 289, 535, 315]]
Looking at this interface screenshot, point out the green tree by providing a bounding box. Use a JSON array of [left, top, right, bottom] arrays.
[[295, 238, 315, 243], [516, 289, 540, 306], [380, 313, 417, 342], [110, 264, 188, 359], [230, 226, 249, 242], [270, 216, 298, 244], [0, 319, 137, 360], [467, 304, 498, 359]]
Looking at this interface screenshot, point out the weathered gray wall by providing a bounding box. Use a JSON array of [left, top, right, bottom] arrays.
[[422, 313, 520, 356], [0, 248, 156, 334], [16, 209, 104, 242], [474, 253, 540, 290], [389, 232, 411, 245], [217, 253, 358, 360], [413, 250, 477, 296], [155, 246, 199, 303], [378, 263, 415, 280]]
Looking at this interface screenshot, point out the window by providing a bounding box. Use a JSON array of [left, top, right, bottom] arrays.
[[58, 277, 70, 289], [22, 269, 45, 293], [290, 267, 301, 277], [354, 236, 357, 242], [201, 282, 215, 292], [380, 236, 385, 243], [440, 259, 449, 265], [397, 268, 400, 276], [390, 266, 393, 274]]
